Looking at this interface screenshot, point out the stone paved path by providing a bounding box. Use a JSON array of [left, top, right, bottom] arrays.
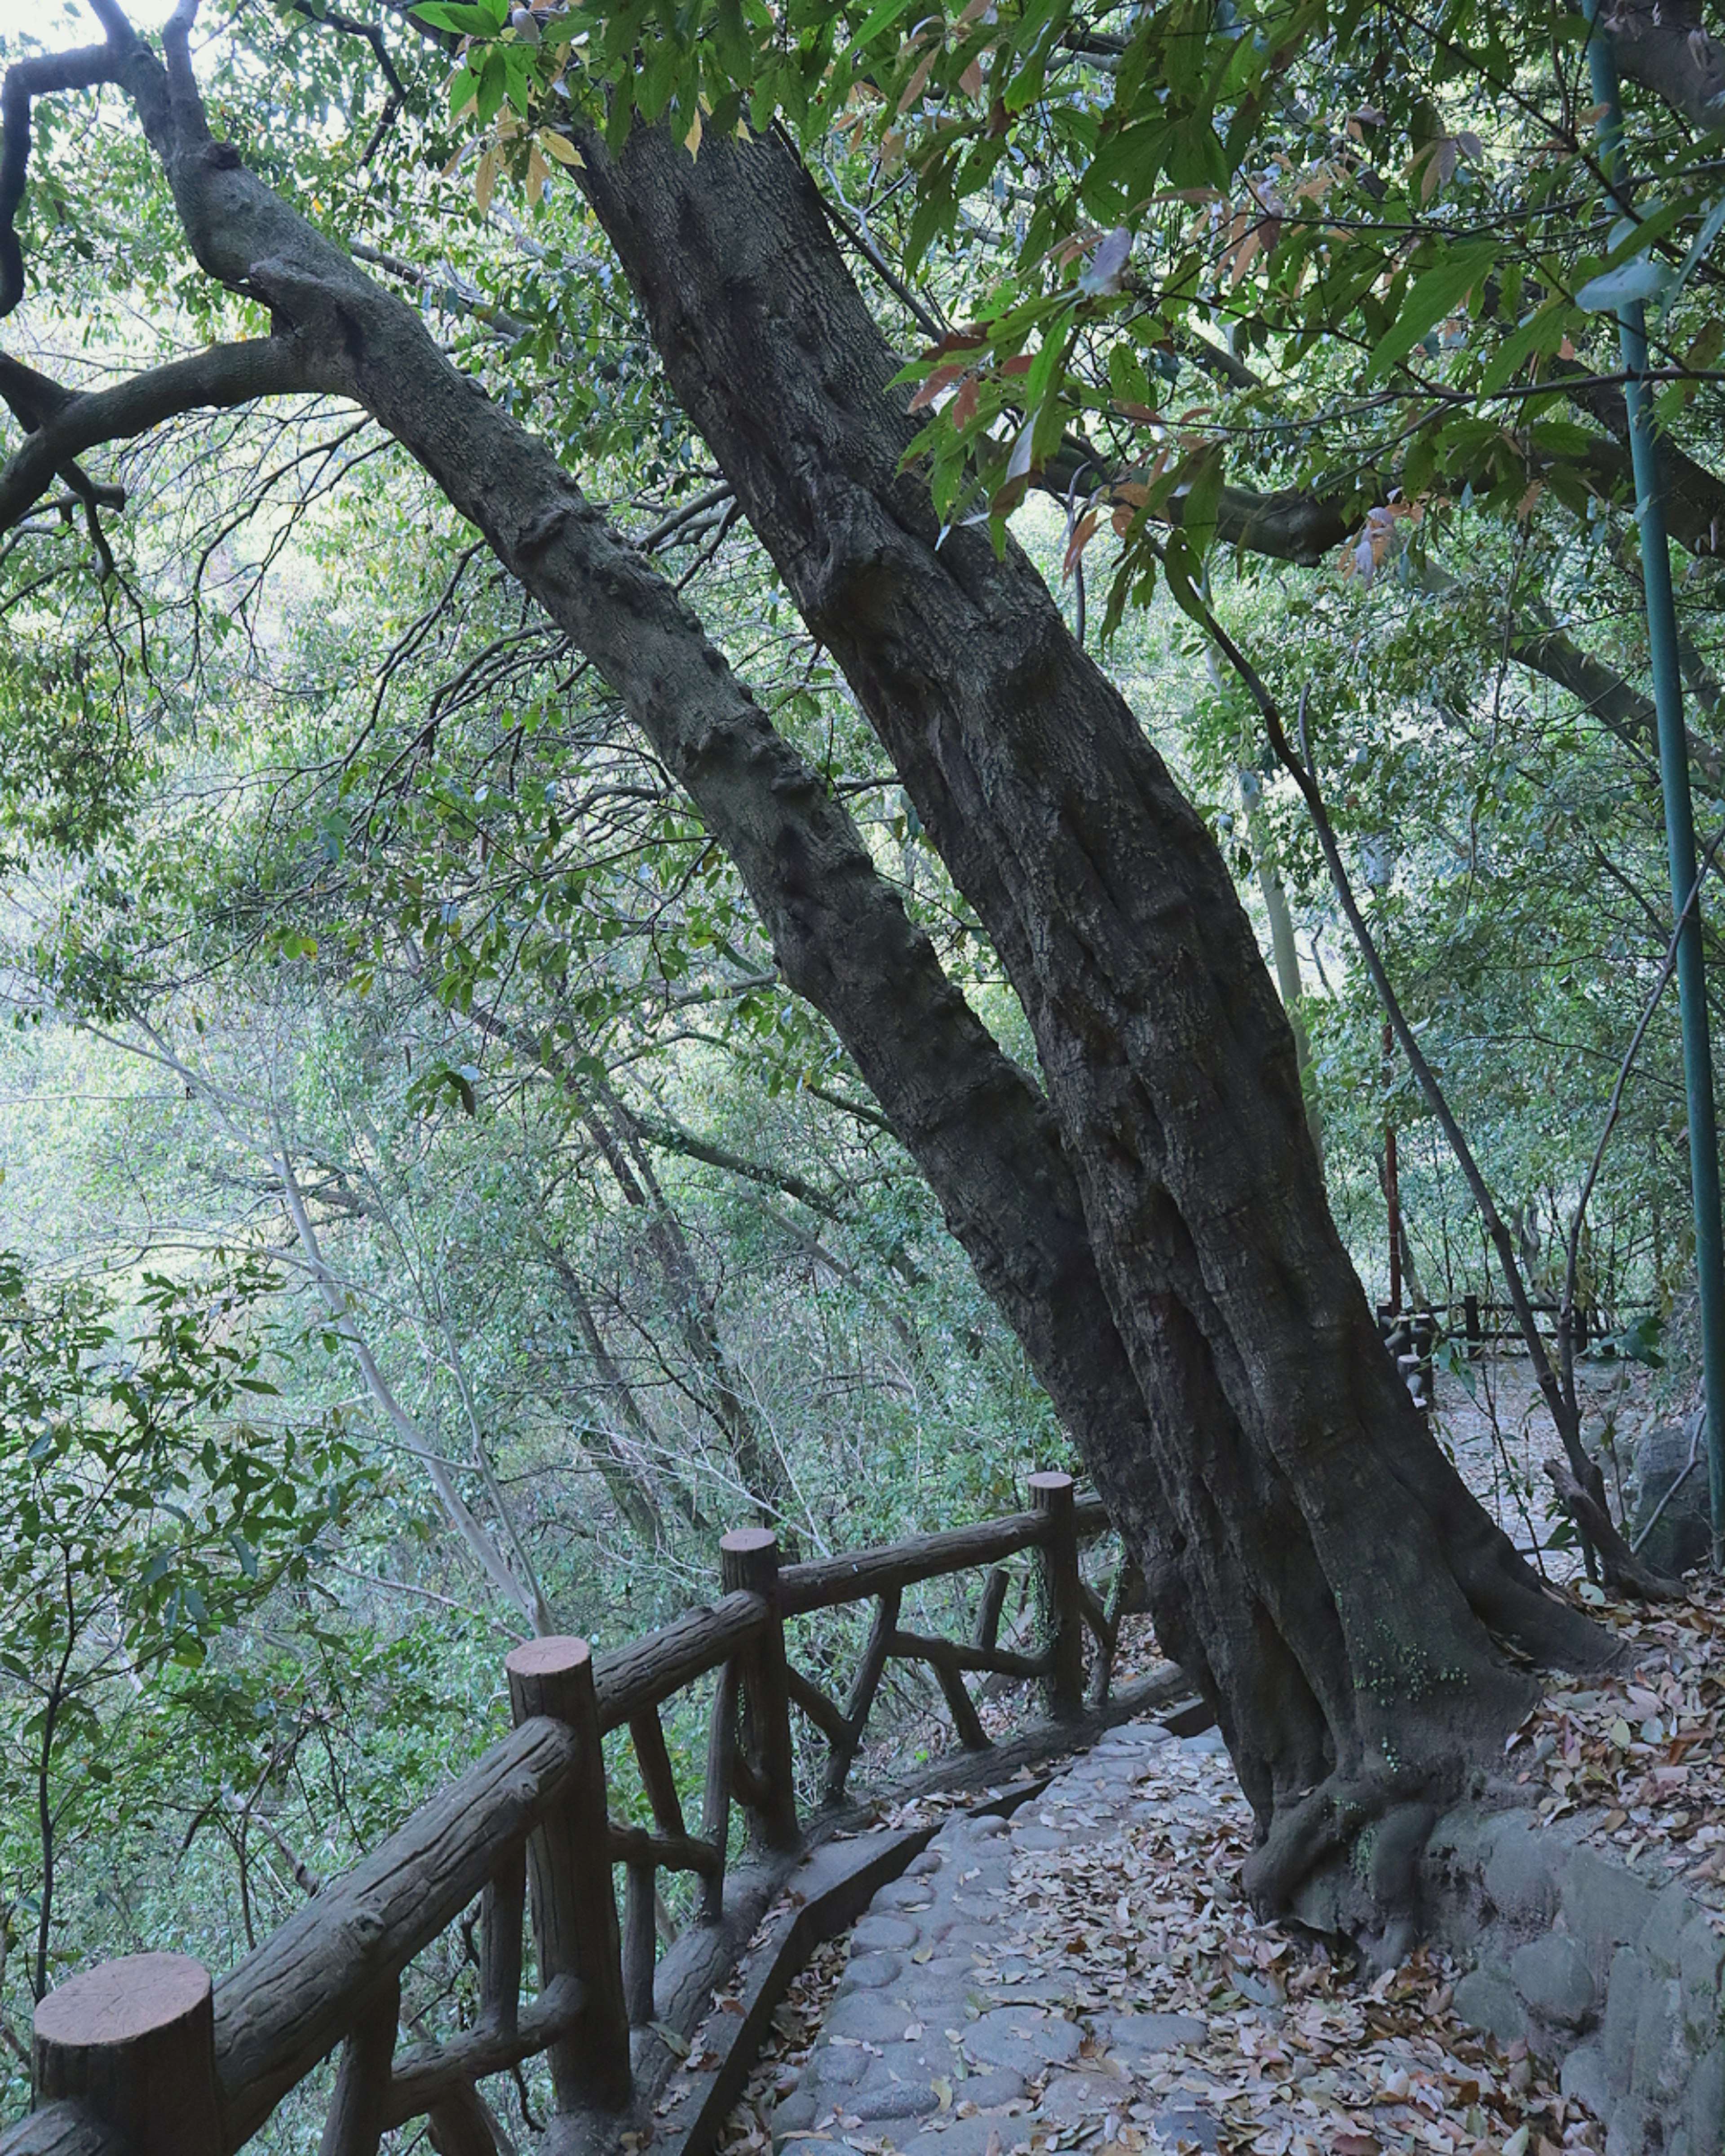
[[772, 1720, 1234, 2156]]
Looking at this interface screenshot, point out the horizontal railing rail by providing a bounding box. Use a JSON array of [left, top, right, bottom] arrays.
[[6, 1471, 1147, 2156]]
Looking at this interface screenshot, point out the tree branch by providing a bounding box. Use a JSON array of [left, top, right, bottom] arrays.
[[0, 340, 317, 542], [0, 28, 130, 321]]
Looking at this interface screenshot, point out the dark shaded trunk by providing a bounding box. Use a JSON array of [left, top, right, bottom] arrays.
[[50, 17, 1607, 1927], [575, 126, 1613, 1909]]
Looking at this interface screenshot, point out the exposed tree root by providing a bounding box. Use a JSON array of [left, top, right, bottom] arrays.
[[1544, 1458, 1686, 1602]]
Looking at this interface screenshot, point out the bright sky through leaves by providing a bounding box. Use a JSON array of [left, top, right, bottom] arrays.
[[0, 1, 176, 36]]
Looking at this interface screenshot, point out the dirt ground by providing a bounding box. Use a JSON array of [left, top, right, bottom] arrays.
[[1430, 1351, 1673, 1586]]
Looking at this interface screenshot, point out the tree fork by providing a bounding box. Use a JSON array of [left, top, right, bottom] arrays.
[[571, 122, 1616, 1903], [17, 15, 1614, 1923]]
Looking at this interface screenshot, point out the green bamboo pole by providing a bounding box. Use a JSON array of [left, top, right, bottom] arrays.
[[1586, 8, 1725, 1567]]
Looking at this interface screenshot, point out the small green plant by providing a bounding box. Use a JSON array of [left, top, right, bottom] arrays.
[[0, 1251, 367, 2010]]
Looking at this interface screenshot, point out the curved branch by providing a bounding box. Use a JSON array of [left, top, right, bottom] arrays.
[[0, 339, 316, 537], [0, 29, 130, 321]]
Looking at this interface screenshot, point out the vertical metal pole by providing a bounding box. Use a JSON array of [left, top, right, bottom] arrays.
[[1384, 1022, 1402, 1316], [1586, 9, 1725, 1565]]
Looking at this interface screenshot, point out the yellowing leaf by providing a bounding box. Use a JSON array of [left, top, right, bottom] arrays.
[[685, 106, 703, 157], [1063, 508, 1100, 579], [897, 45, 939, 115], [474, 146, 499, 214], [540, 130, 585, 167], [526, 145, 549, 206]]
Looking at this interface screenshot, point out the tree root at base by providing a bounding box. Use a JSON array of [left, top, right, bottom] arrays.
[[1543, 1457, 1685, 1602]]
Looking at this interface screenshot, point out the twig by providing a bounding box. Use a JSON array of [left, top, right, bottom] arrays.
[[324, 1556, 528, 1639], [1561, 815, 1725, 1427], [1183, 570, 1679, 1598]]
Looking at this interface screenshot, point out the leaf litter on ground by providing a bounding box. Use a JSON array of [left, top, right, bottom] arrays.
[[711, 1697, 1636, 2156], [706, 1396, 1724, 2156]]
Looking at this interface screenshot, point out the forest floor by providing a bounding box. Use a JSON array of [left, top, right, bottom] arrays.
[[699, 1362, 1722, 2156]]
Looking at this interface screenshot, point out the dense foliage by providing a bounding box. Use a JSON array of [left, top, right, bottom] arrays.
[[0, 0, 1721, 2121]]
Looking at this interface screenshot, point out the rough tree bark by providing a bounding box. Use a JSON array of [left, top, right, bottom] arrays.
[[0, 7, 1611, 1928], [572, 125, 1614, 1906]]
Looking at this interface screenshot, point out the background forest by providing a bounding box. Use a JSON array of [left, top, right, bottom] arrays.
[[0, 0, 1718, 2130]]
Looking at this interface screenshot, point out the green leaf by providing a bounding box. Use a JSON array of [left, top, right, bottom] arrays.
[[840, 0, 920, 66], [1176, 444, 1225, 557], [1576, 256, 1673, 314], [411, 0, 506, 30], [1366, 241, 1498, 379], [1658, 189, 1725, 323], [1477, 297, 1570, 395]]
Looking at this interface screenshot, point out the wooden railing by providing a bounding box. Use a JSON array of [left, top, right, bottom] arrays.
[[5, 1472, 1147, 2156]]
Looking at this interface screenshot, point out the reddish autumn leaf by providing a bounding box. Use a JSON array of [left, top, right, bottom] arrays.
[[1063, 508, 1101, 579], [909, 363, 969, 411]]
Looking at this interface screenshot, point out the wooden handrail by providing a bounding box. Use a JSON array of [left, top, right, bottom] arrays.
[[7, 1475, 1133, 2156], [382, 1974, 586, 2128], [1, 2108, 124, 2156], [593, 1588, 767, 1732], [212, 1713, 580, 2148], [778, 1508, 1049, 1613]]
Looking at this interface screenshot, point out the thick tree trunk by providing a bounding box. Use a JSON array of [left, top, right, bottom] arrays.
[[66, 18, 1609, 1924], [575, 127, 1613, 1909]]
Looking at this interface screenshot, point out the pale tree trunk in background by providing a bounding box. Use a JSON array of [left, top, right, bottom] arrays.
[[1250, 819, 1324, 1165]]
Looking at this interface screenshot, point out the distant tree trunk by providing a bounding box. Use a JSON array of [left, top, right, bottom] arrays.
[[1247, 811, 1323, 1164], [575, 126, 1613, 1914]]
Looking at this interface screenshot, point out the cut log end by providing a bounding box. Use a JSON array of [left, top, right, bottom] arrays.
[[34, 1953, 221, 2156], [35, 1955, 208, 2050], [719, 1526, 778, 1556], [505, 1635, 593, 1683]]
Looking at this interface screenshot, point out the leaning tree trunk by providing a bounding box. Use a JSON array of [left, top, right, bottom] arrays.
[[574, 126, 1613, 1910], [21, 14, 1610, 1928]]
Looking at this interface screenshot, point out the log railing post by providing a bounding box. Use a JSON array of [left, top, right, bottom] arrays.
[[1030, 1471, 1084, 1720], [33, 1953, 221, 2156], [823, 1586, 898, 1801], [478, 1847, 525, 2038], [319, 1972, 400, 2156], [699, 1657, 738, 1922], [621, 1862, 657, 2028], [426, 2083, 504, 2156], [720, 1528, 800, 1851], [504, 1636, 632, 2112]]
